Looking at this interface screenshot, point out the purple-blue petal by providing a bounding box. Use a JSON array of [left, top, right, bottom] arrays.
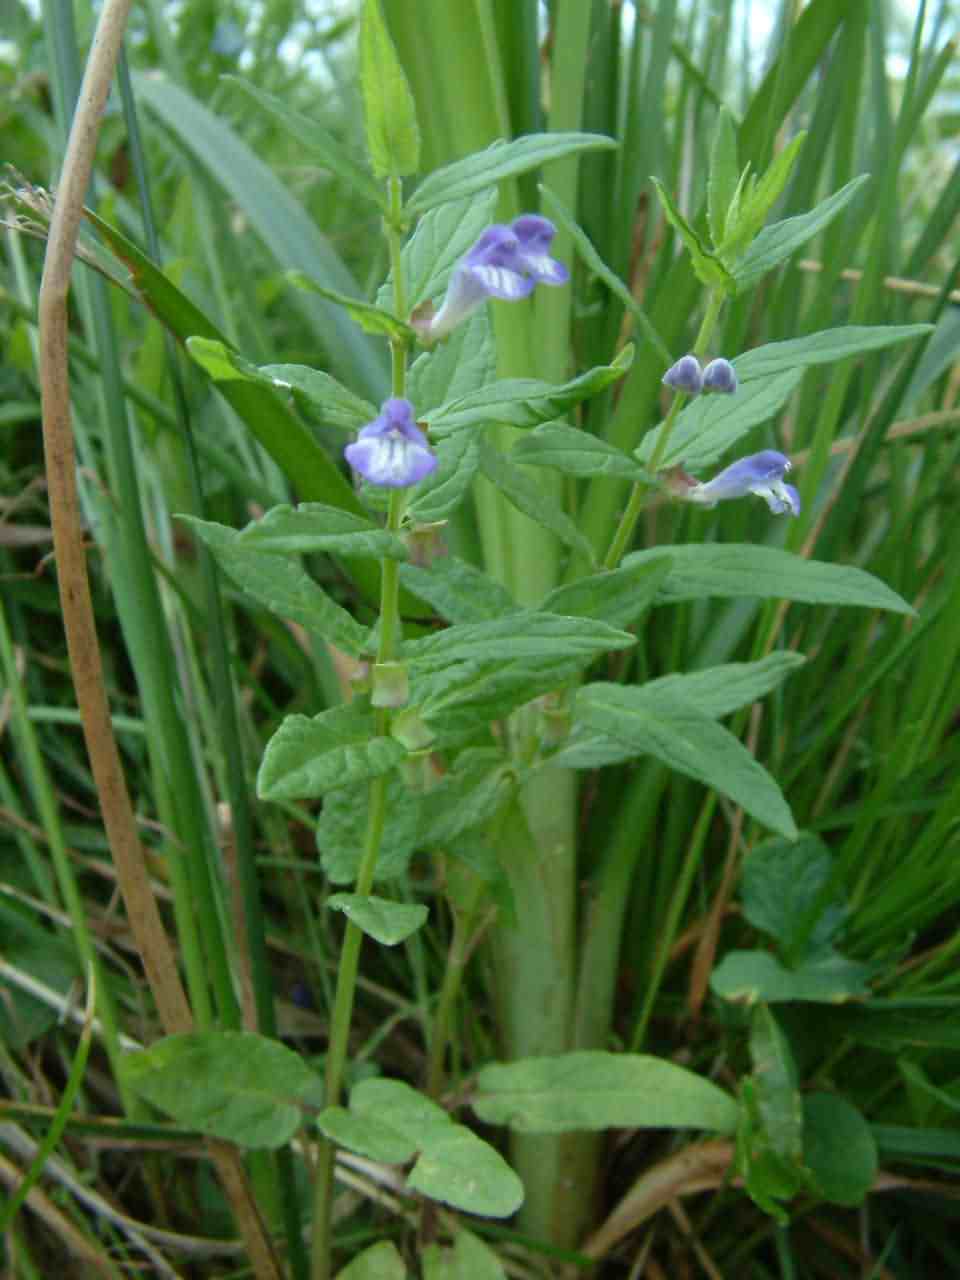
[[345, 398, 437, 488]]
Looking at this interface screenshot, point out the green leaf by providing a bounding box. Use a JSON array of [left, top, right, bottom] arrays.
[[708, 106, 740, 248], [427, 346, 634, 436], [122, 1032, 317, 1148], [478, 444, 597, 564], [350, 1077, 451, 1145], [576, 684, 797, 837], [735, 1006, 806, 1218], [407, 432, 480, 522], [710, 949, 873, 1004], [224, 76, 387, 209], [408, 1125, 524, 1218], [473, 1051, 738, 1134], [186, 335, 266, 384], [257, 704, 405, 801], [539, 558, 673, 630], [406, 612, 635, 670], [637, 368, 803, 471], [624, 545, 915, 614], [177, 518, 369, 656], [733, 175, 870, 293], [335, 1241, 407, 1280], [803, 1093, 878, 1206], [359, 0, 420, 177], [286, 272, 415, 341], [420, 751, 513, 847], [719, 133, 806, 262], [539, 184, 671, 363], [259, 364, 377, 432], [408, 132, 617, 213], [422, 1230, 506, 1280], [316, 773, 421, 884], [232, 504, 408, 560], [734, 325, 934, 381], [393, 189, 499, 311], [650, 176, 734, 290], [742, 834, 845, 957], [399, 557, 519, 624], [316, 1106, 415, 1164], [327, 893, 428, 945], [408, 310, 496, 412], [511, 423, 651, 480]]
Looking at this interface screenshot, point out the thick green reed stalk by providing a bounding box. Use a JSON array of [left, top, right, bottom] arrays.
[[384, 0, 588, 1245]]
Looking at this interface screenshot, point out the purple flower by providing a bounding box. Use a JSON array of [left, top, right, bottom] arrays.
[[686, 450, 801, 516], [662, 354, 703, 396], [419, 215, 568, 341], [702, 357, 738, 394], [344, 398, 437, 489]]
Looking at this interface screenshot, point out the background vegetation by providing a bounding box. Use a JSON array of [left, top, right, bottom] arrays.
[[1, 0, 959, 1276]]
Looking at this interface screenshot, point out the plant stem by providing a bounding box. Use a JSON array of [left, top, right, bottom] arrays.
[[310, 178, 410, 1280], [602, 287, 726, 569]]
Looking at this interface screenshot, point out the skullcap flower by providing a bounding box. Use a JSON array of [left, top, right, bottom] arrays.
[[686, 450, 800, 516], [417, 215, 568, 342], [344, 398, 437, 489], [662, 354, 704, 395], [702, 357, 738, 395]]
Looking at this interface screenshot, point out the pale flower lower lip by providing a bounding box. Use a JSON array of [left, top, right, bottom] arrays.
[[344, 398, 437, 489]]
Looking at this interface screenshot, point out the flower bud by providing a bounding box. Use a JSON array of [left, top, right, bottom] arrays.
[[662, 354, 703, 396], [702, 357, 738, 394]]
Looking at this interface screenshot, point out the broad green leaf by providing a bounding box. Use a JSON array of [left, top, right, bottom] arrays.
[[259, 364, 377, 432], [708, 106, 740, 248], [742, 834, 845, 957], [399, 557, 519, 624], [478, 444, 597, 564], [426, 346, 633, 436], [326, 893, 428, 945], [539, 558, 673, 630], [644, 652, 807, 718], [224, 76, 387, 208], [733, 175, 871, 292], [736, 1078, 799, 1221], [392, 189, 498, 311], [576, 684, 797, 837], [408, 1125, 524, 1218], [803, 1093, 877, 1206], [637, 368, 803, 470], [411, 654, 583, 741], [186, 335, 267, 384], [550, 653, 804, 771], [336, 1241, 407, 1280], [408, 309, 496, 412], [539, 184, 671, 363], [316, 1107, 416, 1164], [316, 774, 420, 884], [734, 325, 933, 381], [750, 1006, 802, 1162], [359, 0, 420, 177], [258, 704, 405, 801], [177, 518, 368, 656], [624, 545, 914, 614], [122, 1032, 317, 1148], [422, 1230, 506, 1280], [650, 176, 734, 290], [286, 272, 415, 341], [420, 751, 513, 846], [473, 1051, 737, 1134], [406, 612, 634, 670], [232, 504, 408, 560], [511, 423, 651, 480], [710, 949, 873, 1004], [407, 432, 480, 522], [349, 1079, 453, 1165], [408, 132, 617, 213]]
